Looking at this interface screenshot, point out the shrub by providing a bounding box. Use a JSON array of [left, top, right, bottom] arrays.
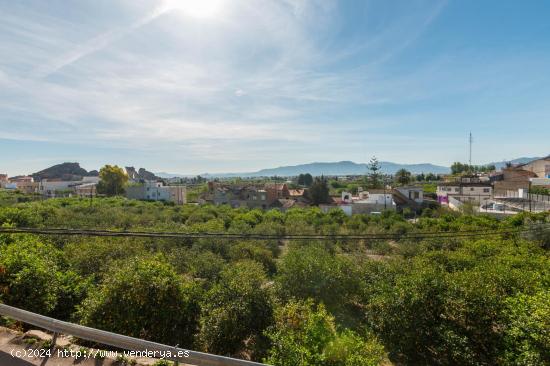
[[275, 244, 360, 319], [0, 237, 60, 313], [503, 290, 550, 365], [228, 241, 276, 275], [199, 260, 273, 358], [63, 237, 146, 279], [170, 247, 226, 282], [366, 263, 447, 364], [265, 300, 385, 366], [0, 207, 41, 226], [78, 256, 202, 348], [52, 270, 91, 321]]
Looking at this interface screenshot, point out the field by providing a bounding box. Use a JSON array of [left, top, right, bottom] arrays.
[[0, 190, 549, 365]]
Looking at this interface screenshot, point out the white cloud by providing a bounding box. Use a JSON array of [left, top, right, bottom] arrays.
[[6, 0, 507, 170]]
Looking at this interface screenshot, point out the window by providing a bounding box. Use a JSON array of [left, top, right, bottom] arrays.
[[470, 187, 474, 191], [483, 188, 490, 193]]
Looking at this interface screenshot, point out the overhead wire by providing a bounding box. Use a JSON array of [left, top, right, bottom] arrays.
[[0, 223, 548, 241]]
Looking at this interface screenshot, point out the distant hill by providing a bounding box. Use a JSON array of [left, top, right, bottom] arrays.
[[197, 160, 451, 178], [32, 162, 98, 181], [157, 156, 550, 179], [488, 157, 541, 170], [156, 172, 190, 179]]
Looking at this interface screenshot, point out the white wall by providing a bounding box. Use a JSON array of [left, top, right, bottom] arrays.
[[81, 176, 100, 184], [361, 192, 394, 205], [461, 186, 492, 196], [437, 185, 491, 197]]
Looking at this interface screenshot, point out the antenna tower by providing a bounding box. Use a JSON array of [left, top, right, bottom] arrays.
[[469, 132, 473, 167]]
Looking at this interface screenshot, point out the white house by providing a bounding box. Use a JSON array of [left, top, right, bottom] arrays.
[[351, 190, 396, 214], [357, 190, 395, 205], [39, 180, 78, 197], [322, 190, 396, 216], [126, 181, 186, 204], [437, 178, 492, 205], [38, 178, 99, 198]]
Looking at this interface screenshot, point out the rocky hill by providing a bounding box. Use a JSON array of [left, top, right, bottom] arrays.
[[31, 162, 98, 181], [125, 167, 161, 181]]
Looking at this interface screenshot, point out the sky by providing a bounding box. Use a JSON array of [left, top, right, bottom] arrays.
[[1, 0, 549, 176]]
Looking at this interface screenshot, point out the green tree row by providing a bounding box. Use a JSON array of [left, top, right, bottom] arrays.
[[0, 196, 549, 365]]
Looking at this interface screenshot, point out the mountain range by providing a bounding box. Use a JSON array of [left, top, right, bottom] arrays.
[[27, 157, 543, 181], [489, 157, 542, 170], [201, 161, 450, 178], [156, 157, 543, 178]]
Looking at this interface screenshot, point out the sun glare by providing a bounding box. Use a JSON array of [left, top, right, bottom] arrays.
[[162, 0, 223, 19]]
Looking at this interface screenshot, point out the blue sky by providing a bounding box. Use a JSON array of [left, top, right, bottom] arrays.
[[1, 0, 549, 175]]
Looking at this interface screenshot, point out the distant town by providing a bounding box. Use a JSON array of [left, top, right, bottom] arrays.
[[2, 155, 549, 215]]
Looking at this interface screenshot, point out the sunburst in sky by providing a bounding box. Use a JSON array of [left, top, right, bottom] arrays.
[[1, 0, 549, 175]]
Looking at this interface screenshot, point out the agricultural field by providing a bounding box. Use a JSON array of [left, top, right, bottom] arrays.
[[0, 192, 549, 365]]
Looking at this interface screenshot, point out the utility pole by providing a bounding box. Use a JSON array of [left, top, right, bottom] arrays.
[[527, 178, 533, 212], [383, 175, 388, 210], [384, 182, 387, 209]]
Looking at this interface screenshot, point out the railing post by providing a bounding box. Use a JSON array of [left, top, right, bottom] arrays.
[[51, 332, 58, 348], [174, 344, 180, 366]]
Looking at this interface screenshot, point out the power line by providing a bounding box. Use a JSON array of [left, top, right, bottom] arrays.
[[0, 225, 548, 241]]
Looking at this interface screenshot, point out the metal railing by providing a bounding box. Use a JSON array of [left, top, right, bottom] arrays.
[[495, 190, 550, 202], [0, 304, 267, 366], [492, 190, 550, 213]]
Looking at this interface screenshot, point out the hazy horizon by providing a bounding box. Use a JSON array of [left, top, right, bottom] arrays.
[[5, 155, 545, 178], [2, 0, 550, 175]]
